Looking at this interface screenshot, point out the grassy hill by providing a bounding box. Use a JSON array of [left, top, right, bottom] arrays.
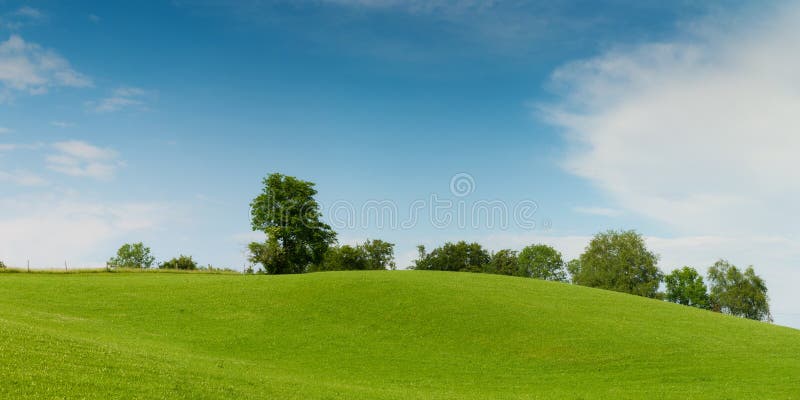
[[1, 270, 798, 399]]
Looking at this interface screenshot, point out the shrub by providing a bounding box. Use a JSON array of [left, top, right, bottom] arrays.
[[159, 255, 198, 270], [0, 260, 6, 269], [311, 239, 396, 272]]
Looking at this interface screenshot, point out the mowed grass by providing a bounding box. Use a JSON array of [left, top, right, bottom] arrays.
[[1, 271, 798, 399]]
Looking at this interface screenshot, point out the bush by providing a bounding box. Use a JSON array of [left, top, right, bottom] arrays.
[[159, 255, 198, 270], [311, 239, 396, 272], [0, 260, 6, 269]]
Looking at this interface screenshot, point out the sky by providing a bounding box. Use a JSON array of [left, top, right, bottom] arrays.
[[1, 0, 799, 328]]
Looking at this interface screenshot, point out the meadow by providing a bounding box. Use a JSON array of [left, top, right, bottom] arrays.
[[1, 270, 798, 399]]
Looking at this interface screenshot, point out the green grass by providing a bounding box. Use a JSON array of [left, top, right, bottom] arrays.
[[1, 271, 798, 399]]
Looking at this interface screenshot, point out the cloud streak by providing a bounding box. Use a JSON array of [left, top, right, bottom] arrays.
[[46, 141, 121, 180], [88, 87, 150, 113], [0, 35, 91, 99]]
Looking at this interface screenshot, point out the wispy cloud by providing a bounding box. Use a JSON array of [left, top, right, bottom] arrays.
[[88, 14, 101, 23], [87, 87, 150, 113], [46, 140, 121, 180], [0, 127, 11, 134], [13, 6, 45, 20], [0, 35, 92, 99]]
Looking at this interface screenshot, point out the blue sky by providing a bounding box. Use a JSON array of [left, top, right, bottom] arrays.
[[2, 0, 800, 327]]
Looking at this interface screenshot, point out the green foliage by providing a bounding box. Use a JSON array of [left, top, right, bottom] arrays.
[[486, 249, 518, 276], [360, 239, 396, 270], [159, 255, 198, 270], [566, 259, 581, 283], [249, 173, 336, 274], [0, 272, 798, 399], [665, 267, 710, 309], [707, 260, 771, 321], [572, 230, 663, 298], [413, 241, 491, 272], [312, 239, 396, 272], [108, 242, 155, 269], [518, 244, 568, 282], [0, 260, 6, 269]]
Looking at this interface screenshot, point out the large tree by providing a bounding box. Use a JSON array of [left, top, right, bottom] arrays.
[[707, 260, 771, 322], [664, 266, 710, 309], [108, 242, 155, 269], [518, 244, 568, 282], [413, 241, 491, 272], [571, 230, 663, 298], [249, 173, 336, 274]]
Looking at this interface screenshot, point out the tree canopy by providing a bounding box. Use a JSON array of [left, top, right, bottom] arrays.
[[664, 266, 710, 309], [571, 230, 662, 298], [518, 244, 568, 282], [486, 249, 518, 276], [707, 260, 771, 321], [249, 173, 336, 274], [413, 241, 491, 272], [108, 242, 155, 269]]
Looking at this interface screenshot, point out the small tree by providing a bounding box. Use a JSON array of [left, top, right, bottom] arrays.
[[707, 260, 771, 322], [664, 266, 710, 309], [108, 242, 155, 269], [249, 173, 336, 274], [572, 230, 663, 298], [487, 249, 519, 276], [0, 260, 6, 270], [159, 255, 198, 270], [413, 241, 491, 272], [518, 244, 568, 282], [360, 239, 396, 270]]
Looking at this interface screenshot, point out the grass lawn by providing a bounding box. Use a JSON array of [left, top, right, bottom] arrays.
[[1, 270, 798, 399]]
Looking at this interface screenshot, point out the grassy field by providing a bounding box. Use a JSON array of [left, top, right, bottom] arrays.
[[0, 270, 798, 399]]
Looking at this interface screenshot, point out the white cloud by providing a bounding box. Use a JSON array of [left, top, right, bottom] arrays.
[[46, 140, 121, 180], [572, 206, 622, 217], [0, 127, 10, 134], [0, 194, 166, 269], [13, 6, 45, 20], [542, 3, 800, 236], [88, 86, 149, 113], [0, 35, 91, 98]]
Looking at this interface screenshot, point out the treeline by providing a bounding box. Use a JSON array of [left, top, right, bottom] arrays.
[[243, 173, 772, 322], [412, 231, 771, 322]]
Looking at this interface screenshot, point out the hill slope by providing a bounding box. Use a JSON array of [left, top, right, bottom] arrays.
[[0, 270, 798, 399]]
